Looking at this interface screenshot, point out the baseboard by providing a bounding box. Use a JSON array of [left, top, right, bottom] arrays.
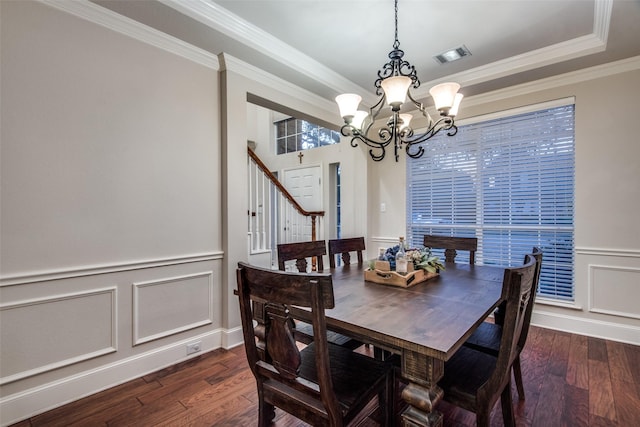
[[221, 326, 245, 350], [532, 309, 640, 346], [0, 328, 240, 427]]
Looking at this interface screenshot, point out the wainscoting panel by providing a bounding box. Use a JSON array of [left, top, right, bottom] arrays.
[[132, 272, 214, 345], [589, 264, 640, 320], [0, 288, 117, 385]]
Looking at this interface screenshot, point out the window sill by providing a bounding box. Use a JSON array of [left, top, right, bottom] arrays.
[[534, 297, 582, 311]]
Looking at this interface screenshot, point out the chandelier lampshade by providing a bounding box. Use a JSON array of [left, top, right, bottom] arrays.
[[336, 0, 463, 162], [351, 110, 369, 129], [399, 113, 412, 131], [335, 93, 362, 121], [449, 93, 464, 117], [380, 76, 412, 109]]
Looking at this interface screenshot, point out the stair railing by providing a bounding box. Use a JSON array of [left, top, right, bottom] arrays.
[[247, 148, 324, 269]]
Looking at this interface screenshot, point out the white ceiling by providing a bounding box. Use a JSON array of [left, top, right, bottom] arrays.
[[95, 0, 640, 106]]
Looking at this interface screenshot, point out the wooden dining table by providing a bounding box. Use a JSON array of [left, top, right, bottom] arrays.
[[289, 262, 506, 427]]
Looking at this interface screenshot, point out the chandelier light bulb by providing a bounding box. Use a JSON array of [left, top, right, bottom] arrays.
[[335, 93, 362, 120], [380, 76, 412, 110]]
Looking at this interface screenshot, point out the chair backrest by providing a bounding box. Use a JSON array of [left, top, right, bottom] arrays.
[[236, 262, 341, 422], [481, 254, 537, 402], [328, 237, 365, 268], [518, 247, 542, 349], [422, 235, 478, 264], [277, 240, 326, 272]]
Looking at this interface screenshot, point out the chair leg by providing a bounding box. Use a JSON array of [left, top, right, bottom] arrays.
[[373, 372, 395, 427], [513, 356, 525, 400], [500, 380, 516, 427], [257, 388, 275, 427], [476, 409, 491, 427]]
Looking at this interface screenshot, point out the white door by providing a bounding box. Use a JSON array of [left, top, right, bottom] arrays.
[[283, 165, 322, 242]]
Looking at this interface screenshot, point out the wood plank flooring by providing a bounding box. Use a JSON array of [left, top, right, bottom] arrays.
[[11, 326, 640, 426]]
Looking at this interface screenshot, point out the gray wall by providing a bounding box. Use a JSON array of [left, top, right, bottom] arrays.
[[1, 2, 222, 424]]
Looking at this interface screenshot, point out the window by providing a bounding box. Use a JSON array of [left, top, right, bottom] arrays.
[[275, 117, 341, 155], [407, 100, 575, 301]]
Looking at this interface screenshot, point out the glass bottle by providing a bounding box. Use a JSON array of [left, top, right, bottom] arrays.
[[395, 237, 408, 274]]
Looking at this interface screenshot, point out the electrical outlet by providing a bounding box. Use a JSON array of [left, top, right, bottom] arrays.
[[186, 341, 202, 355]]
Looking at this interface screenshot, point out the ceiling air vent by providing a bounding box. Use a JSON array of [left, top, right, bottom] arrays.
[[434, 45, 471, 64]]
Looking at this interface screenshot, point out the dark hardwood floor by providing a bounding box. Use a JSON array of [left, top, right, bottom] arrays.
[[11, 326, 640, 426]]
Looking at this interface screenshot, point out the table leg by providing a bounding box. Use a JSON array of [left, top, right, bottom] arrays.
[[400, 350, 445, 427]]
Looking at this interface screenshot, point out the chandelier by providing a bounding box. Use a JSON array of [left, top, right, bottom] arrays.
[[335, 0, 463, 162]]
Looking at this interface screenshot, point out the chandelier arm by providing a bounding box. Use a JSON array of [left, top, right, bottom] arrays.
[[362, 95, 388, 135], [405, 142, 425, 159], [401, 117, 456, 146], [341, 123, 397, 162]]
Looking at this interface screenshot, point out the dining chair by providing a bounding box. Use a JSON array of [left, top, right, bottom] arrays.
[[277, 240, 326, 272], [437, 254, 537, 427], [423, 234, 478, 264], [328, 236, 365, 268], [236, 262, 394, 427], [463, 247, 543, 400], [277, 240, 361, 349]]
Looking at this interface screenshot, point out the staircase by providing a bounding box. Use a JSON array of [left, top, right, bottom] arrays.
[[247, 148, 324, 268]]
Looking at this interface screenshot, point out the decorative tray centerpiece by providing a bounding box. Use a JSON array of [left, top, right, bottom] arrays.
[[364, 244, 445, 288]]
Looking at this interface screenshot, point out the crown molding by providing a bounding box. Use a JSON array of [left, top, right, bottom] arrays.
[[462, 55, 640, 108], [159, 0, 611, 105], [219, 53, 337, 114], [159, 0, 371, 100], [38, 0, 219, 70], [418, 0, 613, 96]]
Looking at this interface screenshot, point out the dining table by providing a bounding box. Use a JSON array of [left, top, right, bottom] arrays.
[[288, 261, 506, 427]]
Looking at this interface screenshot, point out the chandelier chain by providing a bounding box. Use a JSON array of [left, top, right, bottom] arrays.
[[393, 0, 399, 49]]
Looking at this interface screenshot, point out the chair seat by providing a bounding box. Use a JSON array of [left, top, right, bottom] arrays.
[[439, 346, 498, 412], [464, 321, 501, 356], [298, 342, 391, 413], [294, 321, 363, 350]]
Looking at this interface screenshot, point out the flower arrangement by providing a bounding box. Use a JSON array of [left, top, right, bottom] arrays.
[[372, 245, 445, 273], [407, 247, 446, 273]]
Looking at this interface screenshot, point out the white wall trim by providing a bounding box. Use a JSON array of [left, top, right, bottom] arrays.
[[38, 0, 219, 70], [0, 329, 226, 427], [219, 53, 337, 114], [588, 264, 640, 320], [462, 55, 640, 109], [0, 252, 223, 287], [0, 288, 118, 385], [576, 246, 640, 258], [221, 326, 244, 350], [532, 309, 640, 346], [419, 0, 613, 93], [159, 0, 368, 99], [159, 0, 613, 106], [534, 297, 583, 311], [132, 272, 215, 345]]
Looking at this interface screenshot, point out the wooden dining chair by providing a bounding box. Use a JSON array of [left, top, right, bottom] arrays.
[[328, 236, 365, 268], [236, 262, 394, 427], [277, 240, 326, 272], [437, 254, 537, 427], [463, 247, 543, 400], [277, 240, 361, 349], [423, 234, 478, 264]]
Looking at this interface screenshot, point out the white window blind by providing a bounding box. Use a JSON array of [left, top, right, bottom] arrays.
[[407, 103, 575, 301]]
